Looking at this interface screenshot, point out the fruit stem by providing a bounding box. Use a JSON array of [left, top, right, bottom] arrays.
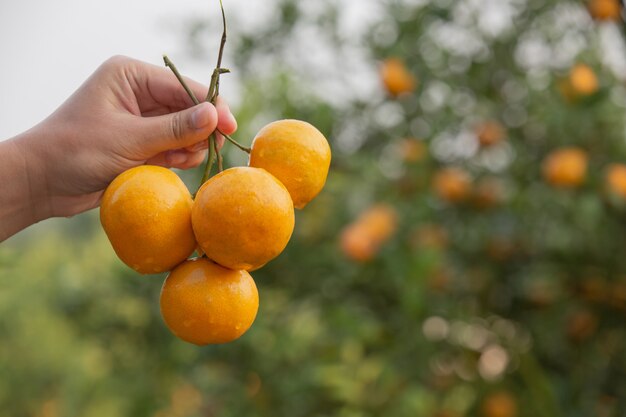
[[199, 132, 217, 189], [202, 0, 228, 181], [214, 136, 223, 172], [206, 0, 228, 102], [164, 57, 250, 156], [164, 54, 216, 190], [219, 130, 251, 154], [164, 0, 229, 191], [163, 55, 200, 105]]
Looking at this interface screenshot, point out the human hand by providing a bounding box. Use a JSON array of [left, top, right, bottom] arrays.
[[11, 55, 237, 223]]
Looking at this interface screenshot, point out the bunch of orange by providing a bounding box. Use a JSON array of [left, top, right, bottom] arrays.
[[100, 119, 331, 345]]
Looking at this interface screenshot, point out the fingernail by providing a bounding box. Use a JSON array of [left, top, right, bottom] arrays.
[[191, 103, 214, 130]]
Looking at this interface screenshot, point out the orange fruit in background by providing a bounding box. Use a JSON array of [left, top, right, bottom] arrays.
[[472, 177, 505, 209], [192, 166, 295, 271], [542, 147, 588, 188], [357, 204, 398, 239], [100, 165, 196, 274], [340, 226, 378, 262], [380, 58, 417, 97], [588, 0, 622, 21], [481, 391, 518, 417], [160, 257, 259, 345], [249, 119, 331, 209], [340, 204, 398, 262], [566, 309, 598, 343], [432, 167, 472, 203], [398, 138, 427, 163], [569, 64, 599, 96], [605, 163, 626, 198], [410, 224, 448, 251], [476, 121, 506, 147]]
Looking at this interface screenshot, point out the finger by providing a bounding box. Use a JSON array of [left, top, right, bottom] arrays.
[[178, 149, 207, 169], [132, 102, 218, 156], [145, 152, 169, 168], [157, 149, 207, 170], [130, 58, 210, 112], [184, 134, 224, 152], [215, 133, 226, 149], [215, 96, 238, 135], [185, 140, 209, 152]]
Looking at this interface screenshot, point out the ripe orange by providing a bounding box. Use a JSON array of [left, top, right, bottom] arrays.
[[192, 167, 295, 271], [160, 257, 259, 345], [249, 120, 331, 209], [100, 165, 196, 274], [380, 58, 417, 97], [605, 163, 626, 199], [432, 167, 472, 203], [409, 224, 448, 250], [476, 121, 506, 147], [398, 138, 427, 163], [566, 309, 598, 342], [542, 147, 588, 188], [587, 0, 622, 21], [481, 391, 517, 417], [472, 177, 505, 209], [340, 226, 378, 262], [569, 64, 599, 96], [340, 204, 398, 262]]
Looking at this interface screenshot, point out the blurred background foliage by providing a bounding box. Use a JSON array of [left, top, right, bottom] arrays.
[[2, 0, 626, 416]]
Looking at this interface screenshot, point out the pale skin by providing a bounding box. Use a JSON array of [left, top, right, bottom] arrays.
[[0, 55, 237, 241]]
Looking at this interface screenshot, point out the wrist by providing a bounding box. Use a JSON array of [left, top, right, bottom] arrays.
[[0, 132, 52, 240]]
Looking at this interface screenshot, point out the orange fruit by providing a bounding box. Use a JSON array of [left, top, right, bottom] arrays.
[[569, 64, 599, 96], [398, 138, 427, 163], [481, 391, 517, 417], [588, 0, 622, 21], [249, 119, 331, 209], [380, 58, 417, 97], [160, 258, 259, 345], [432, 167, 472, 203], [340, 204, 398, 262], [472, 177, 505, 209], [605, 163, 626, 198], [542, 147, 588, 188], [476, 121, 506, 147], [100, 165, 195, 274], [566, 309, 598, 342], [340, 226, 378, 262], [192, 167, 295, 271], [409, 224, 448, 250], [357, 204, 398, 240]]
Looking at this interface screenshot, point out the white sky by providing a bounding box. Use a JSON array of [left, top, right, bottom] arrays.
[[0, 0, 267, 139]]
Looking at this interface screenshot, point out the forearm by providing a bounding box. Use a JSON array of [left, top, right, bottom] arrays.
[[0, 135, 48, 241]]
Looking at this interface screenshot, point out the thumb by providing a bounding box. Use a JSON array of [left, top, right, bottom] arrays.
[[133, 102, 218, 155]]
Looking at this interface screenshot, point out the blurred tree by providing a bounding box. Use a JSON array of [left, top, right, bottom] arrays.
[[1, 0, 626, 416]]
